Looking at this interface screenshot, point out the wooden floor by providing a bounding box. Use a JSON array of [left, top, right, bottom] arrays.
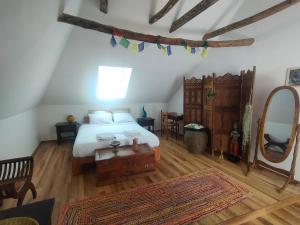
[[1, 136, 300, 225]]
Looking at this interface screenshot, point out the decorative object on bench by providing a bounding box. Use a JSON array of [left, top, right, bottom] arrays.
[[184, 124, 208, 154], [0, 156, 37, 207], [248, 86, 300, 192], [0, 198, 54, 225], [66, 115, 75, 123], [110, 140, 120, 154], [55, 122, 80, 144], [95, 144, 155, 185], [137, 117, 155, 133], [58, 168, 249, 225]]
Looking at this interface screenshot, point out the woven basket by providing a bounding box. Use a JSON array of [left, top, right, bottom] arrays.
[[0, 217, 39, 225]]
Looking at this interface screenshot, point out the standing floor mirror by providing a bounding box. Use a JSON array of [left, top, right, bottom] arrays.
[[248, 86, 300, 192]]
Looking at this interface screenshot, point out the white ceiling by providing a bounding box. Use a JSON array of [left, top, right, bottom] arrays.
[[1, 0, 300, 119]]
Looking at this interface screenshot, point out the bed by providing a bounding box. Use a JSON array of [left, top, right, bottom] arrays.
[[72, 110, 160, 175]]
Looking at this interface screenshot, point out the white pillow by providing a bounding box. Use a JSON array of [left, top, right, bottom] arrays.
[[88, 112, 113, 124], [113, 112, 135, 123]]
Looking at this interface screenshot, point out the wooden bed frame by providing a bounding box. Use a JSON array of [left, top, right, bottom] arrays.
[[72, 110, 161, 176]]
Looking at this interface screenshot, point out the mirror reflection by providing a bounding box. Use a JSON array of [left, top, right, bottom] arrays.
[[264, 89, 295, 157]]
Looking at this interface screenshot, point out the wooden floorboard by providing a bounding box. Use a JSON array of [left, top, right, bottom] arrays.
[[1, 136, 300, 225]]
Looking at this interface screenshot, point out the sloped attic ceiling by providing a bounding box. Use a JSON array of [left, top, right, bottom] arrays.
[[41, 0, 246, 105], [0, 0, 81, 120], [41, 0, 300, 105]]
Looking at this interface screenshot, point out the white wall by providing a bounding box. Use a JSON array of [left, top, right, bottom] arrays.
[[0, 0, 81, 120], [0, 109, 39, 160], [37, 103, 166, 141]]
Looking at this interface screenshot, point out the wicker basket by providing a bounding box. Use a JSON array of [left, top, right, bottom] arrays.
[[0, 217, 39, 225]]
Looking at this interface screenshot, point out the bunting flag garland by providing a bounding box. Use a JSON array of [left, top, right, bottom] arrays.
[[109, 34, 209, 57], [110, 35, 117, 47], [119, 37, 130, 48]]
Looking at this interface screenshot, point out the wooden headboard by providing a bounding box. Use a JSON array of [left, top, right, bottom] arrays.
[[83, 108, 130, 124]]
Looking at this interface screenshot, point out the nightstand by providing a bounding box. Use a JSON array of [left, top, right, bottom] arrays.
[[55, 122, 80, 144], [137, 117, 155, 133]]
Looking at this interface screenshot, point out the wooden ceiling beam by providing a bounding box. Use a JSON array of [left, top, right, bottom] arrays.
[[203, 0, 300, 40], [100, 0, 108, 14], [169, 0, 220, 33], [149, 0, 179, 24], [58, 13, 255, 48]]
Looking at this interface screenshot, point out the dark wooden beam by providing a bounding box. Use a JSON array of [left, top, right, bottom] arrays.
[[169, 0, 220, 33], [100, 0, 108, 14], [58, 13, 255, 48], [149, 0, 179, 24], [203, 0, 300, 40]]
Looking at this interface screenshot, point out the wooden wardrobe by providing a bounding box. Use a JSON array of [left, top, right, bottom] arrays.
[[183, 67, 256, 156]]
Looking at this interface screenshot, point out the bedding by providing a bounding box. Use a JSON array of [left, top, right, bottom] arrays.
[[73, 121, 159, 157], [88, 111, 113, 124], [113, 112, 135, 123]]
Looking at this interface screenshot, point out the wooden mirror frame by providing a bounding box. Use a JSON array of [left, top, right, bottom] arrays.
[[247, 86, 300, 192], [259, 86, 300, 163]]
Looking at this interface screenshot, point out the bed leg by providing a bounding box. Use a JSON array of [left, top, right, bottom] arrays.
[[72, 158, 81, 176]]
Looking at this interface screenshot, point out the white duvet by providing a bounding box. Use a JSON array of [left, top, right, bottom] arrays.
[[73, 122, 160, 157]]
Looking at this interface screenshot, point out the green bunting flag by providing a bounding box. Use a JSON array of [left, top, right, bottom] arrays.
[[119, 37, 130, 48]]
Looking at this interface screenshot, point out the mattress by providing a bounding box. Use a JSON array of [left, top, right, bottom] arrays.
[[73, 122, 160, 157]]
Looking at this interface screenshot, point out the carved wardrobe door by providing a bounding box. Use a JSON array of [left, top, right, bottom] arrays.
[[183, 77, 203, 125], [213, 74, 241, 154], [202, 74, 215, 153]]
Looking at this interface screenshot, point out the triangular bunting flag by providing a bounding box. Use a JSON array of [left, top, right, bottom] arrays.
[[110, 35, 117, 47], [119, 37, 130, 48], [130, 43, 139, 52], [167, 45, 172, 56], [201, 48, 209, 57], [187, 46, 192, 53], [162, 47, 166, 55], [138, 42, 145, 52], [157, 43, 162, 49]]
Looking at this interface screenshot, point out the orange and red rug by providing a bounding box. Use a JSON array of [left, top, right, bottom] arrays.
[[59, 168, 249, 225]]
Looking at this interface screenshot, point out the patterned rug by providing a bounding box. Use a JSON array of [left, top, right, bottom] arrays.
[[59, 168, 249, 225]]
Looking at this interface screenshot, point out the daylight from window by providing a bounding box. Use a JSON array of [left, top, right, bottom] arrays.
[[97, 66, 132, 100]]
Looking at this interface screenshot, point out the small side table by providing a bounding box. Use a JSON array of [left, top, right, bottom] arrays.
[[137, 117, 155, 133], [55, 122, 80, 144]]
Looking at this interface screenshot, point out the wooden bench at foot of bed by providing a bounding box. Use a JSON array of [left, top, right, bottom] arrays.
[[72, 147, 161, 176]]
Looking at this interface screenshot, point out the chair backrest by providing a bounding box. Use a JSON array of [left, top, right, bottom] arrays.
[[0, 156, 33, 183]]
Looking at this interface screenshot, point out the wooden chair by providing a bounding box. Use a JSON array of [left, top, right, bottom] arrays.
[[160, 111, 176, 139], [0, 156, 37, 206]]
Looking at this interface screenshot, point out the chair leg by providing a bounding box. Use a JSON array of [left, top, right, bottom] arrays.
[[29, 182, 37, 199], [17, 194, 25, 206]]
